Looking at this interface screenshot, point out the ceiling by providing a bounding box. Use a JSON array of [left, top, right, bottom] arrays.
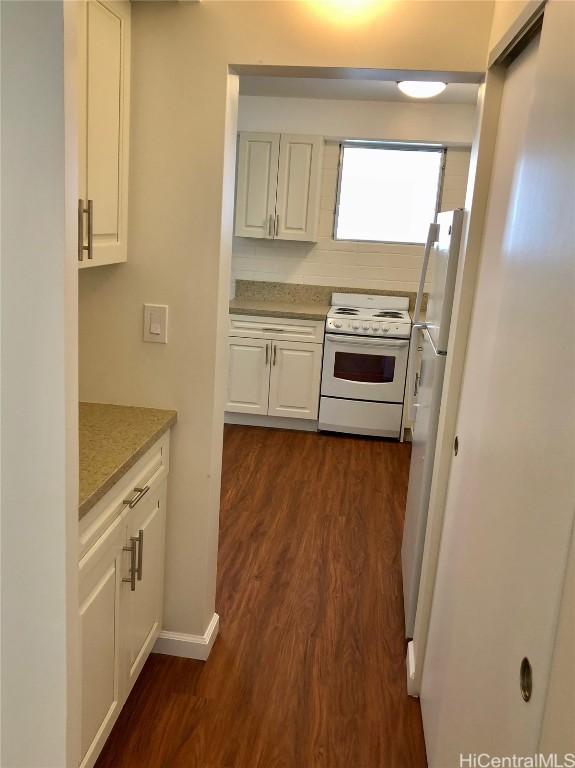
[[239, 76, 479, 105]]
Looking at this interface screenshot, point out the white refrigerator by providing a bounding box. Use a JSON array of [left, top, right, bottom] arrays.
[[401, 209, 464, 638]]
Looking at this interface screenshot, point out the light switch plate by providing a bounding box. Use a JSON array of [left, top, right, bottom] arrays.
[[143, 304, 168, 343]]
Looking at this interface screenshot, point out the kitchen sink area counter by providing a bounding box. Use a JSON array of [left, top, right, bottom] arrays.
[[79, 402, 177, 518]]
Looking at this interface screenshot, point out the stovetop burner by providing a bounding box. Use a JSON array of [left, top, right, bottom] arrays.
[[373, 311, 405, 319], [334, 307, 360, 315]]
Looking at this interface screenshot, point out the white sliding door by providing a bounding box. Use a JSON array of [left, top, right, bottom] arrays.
[[421, 2, 575, 764]]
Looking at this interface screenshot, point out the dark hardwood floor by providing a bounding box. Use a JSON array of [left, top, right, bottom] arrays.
[[96, 425, 427, 768]]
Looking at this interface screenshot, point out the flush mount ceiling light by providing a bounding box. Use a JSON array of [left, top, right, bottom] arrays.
[[397, 81, 447, 99]]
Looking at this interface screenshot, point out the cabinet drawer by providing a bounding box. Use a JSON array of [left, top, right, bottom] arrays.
[[229, 314, 324, 343], [79, 432, 170, 559]]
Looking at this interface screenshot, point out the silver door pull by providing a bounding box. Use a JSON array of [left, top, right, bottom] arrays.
[[136, 529, 144, 581], [86, 199, 93, 259], [275, 213, 280, 237], [78, 199, 84, 261], [78, 199, 94, 261], [123, 537, 138, 591], [265, 342, 269, 365], [123, 485, 150, 509], [273, 343, 277, 366]]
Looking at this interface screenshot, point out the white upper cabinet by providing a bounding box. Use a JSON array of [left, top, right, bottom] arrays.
[[275, 135, 323, 242], [234, 132, 323, 242], [78, 0, 131, 268], [234, 133, 280, 239]]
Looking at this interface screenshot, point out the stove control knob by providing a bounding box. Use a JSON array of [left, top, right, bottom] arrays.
[[362, 323, 370, 331], [382, 327, 389, 334], [333, 320, 342, 329], [372, 323, 380, 332], [352, 321, 360, 330]]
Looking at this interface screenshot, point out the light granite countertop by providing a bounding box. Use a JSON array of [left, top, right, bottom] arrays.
[[79, 402, 177, 519], [229, 297, 330, 321], [229, 280, 421, 320]]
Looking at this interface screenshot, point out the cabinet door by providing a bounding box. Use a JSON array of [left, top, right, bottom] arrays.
[[79, 513, 125, 768], [234, 132, 279, 239], [226, 337, 271, 414], [122, 481, 167, 697], [268, 340, 322, 420], [275, 134, 323, 242], [79, 0, 131, 268]]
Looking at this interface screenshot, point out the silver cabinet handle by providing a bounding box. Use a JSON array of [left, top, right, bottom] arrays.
[[123, 485, 150, 509], [122, 529, 144, 590], [86, 199, 93, 259], [262, 327, 284, 333], [275, 213, 279, 237], [123, 537, 137, 591], [265, 342, 269, 366], [414, 371, 420, 398], [78, 199, 84, 261], [78, 199, 94, 260], [267, 214, 274, 238], [273, 343, 277, 366], [135, 529, 144, 581]]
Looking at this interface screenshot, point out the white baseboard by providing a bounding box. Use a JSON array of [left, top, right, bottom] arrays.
[[224, 412, 318, 432], [153, 613, 219, 661]]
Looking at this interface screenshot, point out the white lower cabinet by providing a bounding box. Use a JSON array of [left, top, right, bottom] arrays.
[[226, 317, 324, 422], [268, 340, 322, 420], [123, 482, 167, 696], [79, 515, 124, 766], [79, 433, 170, 768], [227, 337, 270, 414]]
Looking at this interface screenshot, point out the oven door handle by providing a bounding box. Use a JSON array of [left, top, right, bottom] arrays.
[[325, 335, 409, 349]]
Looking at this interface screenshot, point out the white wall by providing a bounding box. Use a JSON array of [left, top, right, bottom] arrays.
[[238, 95, 477, 145], [1, 2, 79, 765], [232, 128, 471, 294], [78, 0, 494, 643]]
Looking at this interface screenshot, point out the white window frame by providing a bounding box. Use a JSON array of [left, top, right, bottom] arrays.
[[333, 141, 447, 246]]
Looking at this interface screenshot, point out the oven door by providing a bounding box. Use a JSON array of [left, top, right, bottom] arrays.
[[321, 333, 409, 403]]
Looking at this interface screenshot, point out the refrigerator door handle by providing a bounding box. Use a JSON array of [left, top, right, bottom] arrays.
[[406, 222, 438, 423], [413, 222, 439, 328]]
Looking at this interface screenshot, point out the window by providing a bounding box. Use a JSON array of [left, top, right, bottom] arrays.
[[335, 143, 444, 244]]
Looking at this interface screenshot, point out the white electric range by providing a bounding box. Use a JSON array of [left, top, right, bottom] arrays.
[[318, 293, 412, 439]]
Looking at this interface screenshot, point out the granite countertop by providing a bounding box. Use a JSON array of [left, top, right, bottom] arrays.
[[79, 402, 177, 519], [229, 280, 420, 320], [229, 297, 330, 321]]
